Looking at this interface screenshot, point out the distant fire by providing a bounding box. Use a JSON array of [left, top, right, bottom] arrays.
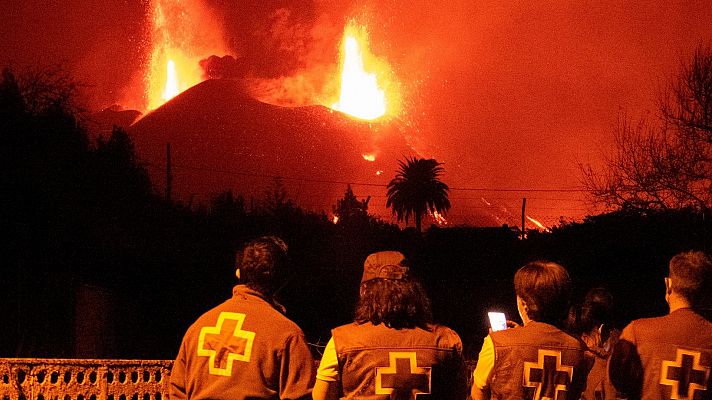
[[331, 21, 398, 120], [146, 0, 228, 110], [526, 216, 551, 232], [430, 210, 448, 226], [362, 153, 376, 161]]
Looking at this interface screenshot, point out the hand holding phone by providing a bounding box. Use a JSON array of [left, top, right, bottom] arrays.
[[488, 311, 507, 332]]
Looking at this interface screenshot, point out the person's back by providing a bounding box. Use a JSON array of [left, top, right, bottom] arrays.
[[169, 236, 315, 400], [571, 287, 619, 400], [609, 250, 712, 400], [487, 321, 590, 400], [313, 251, 468, 400], [333, 321, 464, 399], [472, 261, 593, 400]]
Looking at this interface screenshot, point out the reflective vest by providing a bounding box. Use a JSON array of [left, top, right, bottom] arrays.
[[489, 321, 592, 400], [332, 322, 467, 399]]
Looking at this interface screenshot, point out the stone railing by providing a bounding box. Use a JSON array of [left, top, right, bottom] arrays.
[[0, 359, 172, 400]]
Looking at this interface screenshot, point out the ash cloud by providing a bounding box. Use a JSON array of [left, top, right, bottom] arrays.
[[199, 55, 246, 80]]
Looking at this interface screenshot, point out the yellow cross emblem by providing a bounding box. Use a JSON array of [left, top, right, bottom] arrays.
[[523, 349, 574, 400], [375, 352, 432, 400], [660, 348, 710, 399], [197, 312, 256, 376]]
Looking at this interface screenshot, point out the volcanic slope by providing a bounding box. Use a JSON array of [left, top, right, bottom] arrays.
[[128, 78, 417, 217]]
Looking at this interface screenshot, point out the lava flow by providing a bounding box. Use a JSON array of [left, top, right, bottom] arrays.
[[331, 21, 398, 121]]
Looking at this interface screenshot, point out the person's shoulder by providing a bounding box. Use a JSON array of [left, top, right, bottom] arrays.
[[429, 324, 462, 340], [332, 321, 365, 335], [261, 307, 307, 336], [625, 313, 670, 331], [428, 324, 463, 350], [181, 299, 234, 335]]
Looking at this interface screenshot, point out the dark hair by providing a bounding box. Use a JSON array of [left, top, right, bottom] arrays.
[[669, 250, 712, 308], [578, 287, 614, 333], [354, 277, 433, 329], [514, 261, 572, 325], [235, 236, 289, 295]]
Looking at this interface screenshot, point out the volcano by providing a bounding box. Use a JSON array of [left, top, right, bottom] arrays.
[[128, 78, 418, 219]]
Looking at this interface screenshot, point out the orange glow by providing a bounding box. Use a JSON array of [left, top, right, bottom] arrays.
[[332, 215, 340, 224], [331, 21, 398, 120], [162, 59, 180, 101], [362, 153, 376, 161], [146, 0, 228, 110], [526, 216, 551, 232], [430, 210, 448, 226]]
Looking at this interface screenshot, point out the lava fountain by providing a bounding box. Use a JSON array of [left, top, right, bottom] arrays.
[[331, 21, 399, 120], [146, 0, 228, 110]]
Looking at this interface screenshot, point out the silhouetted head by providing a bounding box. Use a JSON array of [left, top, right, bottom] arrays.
[[235, 236, 289, 296], [354, 251, 433, 329], [577, 287, 615, 335], [514, 261, 572, 325], [668, 250, 712, 310]]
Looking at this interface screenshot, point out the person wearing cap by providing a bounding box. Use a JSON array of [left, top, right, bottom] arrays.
[[169, 236, 315, 400], [471, 261, 592, 400], [312, 251, 467, 400], [608, 250, 712, 400]]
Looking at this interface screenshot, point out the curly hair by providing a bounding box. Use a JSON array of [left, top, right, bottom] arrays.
[[235, 236, 289, 295], [353, 277, 433, 329]]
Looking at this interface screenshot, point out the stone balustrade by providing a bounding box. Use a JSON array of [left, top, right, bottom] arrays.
[[0, 360, 172, 400]]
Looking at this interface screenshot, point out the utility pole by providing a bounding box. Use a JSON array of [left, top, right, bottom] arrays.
[[166, 142, 172, 202], [521, 197, 526, 240]]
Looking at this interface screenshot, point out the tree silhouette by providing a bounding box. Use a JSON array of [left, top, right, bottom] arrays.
[[582, 45, 712, 211], [333, 184, 370, 225], [386, 157, 450, 232]]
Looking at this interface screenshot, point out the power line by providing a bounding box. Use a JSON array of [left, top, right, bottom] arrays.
[[145, 162, 590, 194]]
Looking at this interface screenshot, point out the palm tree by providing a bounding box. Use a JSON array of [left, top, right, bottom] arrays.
[[386, 157, 450, 232]]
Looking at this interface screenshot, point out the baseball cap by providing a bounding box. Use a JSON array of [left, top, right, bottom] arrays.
[[361, 251, 409, 283]]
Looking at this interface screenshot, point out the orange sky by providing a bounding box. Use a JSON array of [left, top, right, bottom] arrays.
[[2, 0, 711, 226]]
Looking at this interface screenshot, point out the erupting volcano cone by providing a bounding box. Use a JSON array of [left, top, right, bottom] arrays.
[[129, 79, 416, 217]]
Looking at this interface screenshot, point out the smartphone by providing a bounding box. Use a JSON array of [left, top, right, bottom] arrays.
[[488, 312, 507, 332]]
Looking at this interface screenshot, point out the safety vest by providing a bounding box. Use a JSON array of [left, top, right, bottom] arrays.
[[332, 322, 467, 399], [489, 321, 592, 400], [615, 308, 712, 400]]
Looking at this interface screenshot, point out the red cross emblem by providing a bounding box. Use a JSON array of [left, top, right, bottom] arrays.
[[375, 352, 432, 400], [523, 349, 574, 400], [197, 312, 256, 376], [660, 348, 710, 399]]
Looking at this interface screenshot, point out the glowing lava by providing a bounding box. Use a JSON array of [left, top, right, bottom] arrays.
[[332, 21, 397, 120], [145, 0, 228, 110], [526, 216, 551, 232], [430, 210, 448, 226], [162, 60, 180, 101]]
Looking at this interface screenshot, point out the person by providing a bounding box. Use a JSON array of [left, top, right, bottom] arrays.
[[169, 236, 315, 400], [471, 261, 592, 400], [608, 250, 712, 400], [312, 251, 467, 400], [569, 287, 619, 400]]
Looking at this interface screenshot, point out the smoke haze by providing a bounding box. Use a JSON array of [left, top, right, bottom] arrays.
[[2, 0, 712, 224]]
